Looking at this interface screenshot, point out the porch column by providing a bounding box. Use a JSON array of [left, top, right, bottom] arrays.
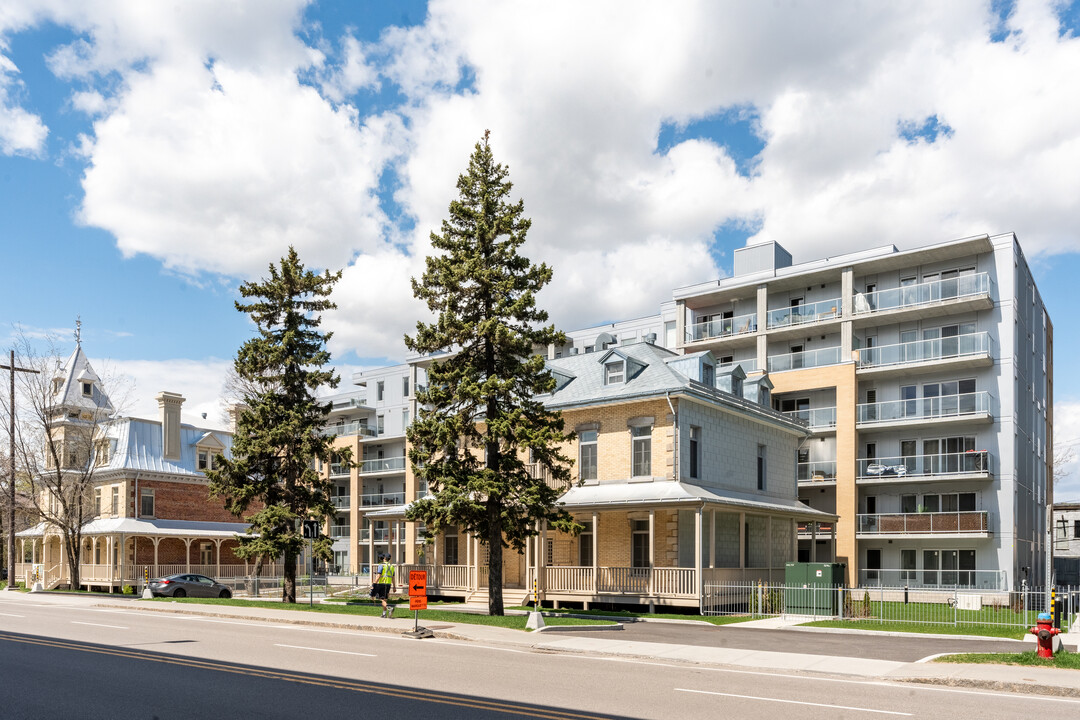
[[106, 536, 114, 583], [367, 524, 374, 576], [215, 539, 223, 578], [183, 539, 192, 572], [811, 522, 818, 562], [591, 512, 599, 595], [539, 521, 547, 597], [738, 512, 745, 574], [694, 506, 703, 601], [648, 509, 655, 597], [790, 518, 797, 561], [524, 529, 531, 592], [708, 509, 716, 569], [766, 516, 773, 583], [91, 537, 98, 569], [466, 531, 473, 590], [152, 537, 160, 567]]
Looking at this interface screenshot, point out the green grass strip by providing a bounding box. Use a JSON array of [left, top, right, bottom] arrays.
[[508, 605, 756, 626], [935, 650, 1080, 669]]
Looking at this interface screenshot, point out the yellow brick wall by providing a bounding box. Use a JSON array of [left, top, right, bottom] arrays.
[[560, 398, 675, 481]]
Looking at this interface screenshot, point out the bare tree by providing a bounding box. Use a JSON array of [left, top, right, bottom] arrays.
[[11, 332, 127, 590]]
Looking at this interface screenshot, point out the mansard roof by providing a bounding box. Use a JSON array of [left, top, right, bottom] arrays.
[[54, 344, 114, 417]]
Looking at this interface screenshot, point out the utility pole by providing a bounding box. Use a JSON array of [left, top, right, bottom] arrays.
[[2, 350, 39, 590]]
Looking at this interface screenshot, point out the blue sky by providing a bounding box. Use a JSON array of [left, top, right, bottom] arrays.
[[2, 0, 1080, 495]]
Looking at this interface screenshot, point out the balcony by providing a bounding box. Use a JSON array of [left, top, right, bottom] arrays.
[[856, 451, 992, 484], [331, 495, 350, 510], [856, 511, 990, 537], [526, 462, 572, 492], [851, 273, 993, 324], [797, 461, 837, 483], [330, 397, 367, 412], [856, 333, 993, 376], [767, 346, 842, 373], [361, 491, 405, 507], [358, 456, 407, 474], [856, 392, 993, 430], [358, 528, 391, 542], [766, 297, 841, 330], [686, 312, 757, 343], [858, 568, 1007, 590], [321, 421, 378, 439], [783, 407, 836, 431], [329, 463, 350, 477], [717, 357, 759, 374], [797, 521, 834, 537], [330, 525, 350, 539]]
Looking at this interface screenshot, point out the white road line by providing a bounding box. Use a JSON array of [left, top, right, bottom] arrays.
[[71, 621, 128, 630], [915, 652, 952, 663], [675, 688, 912, 716], [274, 644, 376, 657], [0, 612, 25, 618]]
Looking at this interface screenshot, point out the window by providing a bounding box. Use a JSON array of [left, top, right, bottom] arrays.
[[757, 444, 766, 490], [197, 450, 212, 471], [110, 486, 119, 515], [701, 363, 715, 388], [900, 548, 917, 582], [376, 380, 384, 402], [579, 520, 593, 566], [866, 548, 881, 581], [140, 489, 154, 518], [546, 538, 554, 564], [631, 520, 649, 568], [94, 487, 102, 516], [402, 376, 410, 397], [1075, 520, 1080, 539], [377, 415, 385, 435], [604, 361, 625, 385], [689, 426, 700, 479], [901, 494, 917, 513], [94, 440, 110, 466], [82, 382, 92, 397], [579, 430, 598, 480], [631, 426, 651, 476], [200, 542, 213, 565], [402, 409, 409, 427]]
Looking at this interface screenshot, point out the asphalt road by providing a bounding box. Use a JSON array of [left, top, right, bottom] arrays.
[[561, 620, 1029, 662], [2, 593, 1079, 720]]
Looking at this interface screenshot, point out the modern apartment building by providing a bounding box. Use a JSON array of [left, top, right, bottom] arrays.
[[673, 232, 1052, 589]]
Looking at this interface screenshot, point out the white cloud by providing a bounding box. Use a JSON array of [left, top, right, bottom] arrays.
[[1054, 400, 1080, 502], [109, 357, 233, 430], [0, 52, 47, 156]]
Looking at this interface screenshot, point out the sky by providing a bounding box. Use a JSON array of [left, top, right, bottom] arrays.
[[1, 0, 1080, 498]]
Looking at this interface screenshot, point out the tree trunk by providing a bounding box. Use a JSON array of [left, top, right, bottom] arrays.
[[64, 532, 80, 591], [283, 550, 296, 603], [487, 499, 503, 615]]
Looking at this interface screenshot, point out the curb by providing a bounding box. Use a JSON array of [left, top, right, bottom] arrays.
[[534, 623, 623, 633], [895, 676, 1080, 699], [785, 624, 1028, 643]]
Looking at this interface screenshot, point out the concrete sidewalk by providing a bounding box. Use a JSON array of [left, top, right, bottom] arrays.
[[8, 591, 1080, 698]]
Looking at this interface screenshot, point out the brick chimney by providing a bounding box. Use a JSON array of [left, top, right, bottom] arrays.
[[156, 392, 185, 461]]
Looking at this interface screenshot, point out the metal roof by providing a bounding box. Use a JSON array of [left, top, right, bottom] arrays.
[[17, 517, 253, 538], [99, 417, 233, 477]]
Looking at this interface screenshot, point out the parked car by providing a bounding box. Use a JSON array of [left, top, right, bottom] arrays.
[[148, 573, 232, 598]]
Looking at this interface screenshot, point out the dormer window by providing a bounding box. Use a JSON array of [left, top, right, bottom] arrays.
[[53, 378, 63, 395], [604, 361, 625, 385], [702, 363, 715, 388], [82, 382, 93, 397], [198, 450, 212, 471]]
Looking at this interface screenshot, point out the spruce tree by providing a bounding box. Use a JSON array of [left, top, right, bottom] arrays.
[[208, 247, 344, 603], [406, 131, 579, 616]]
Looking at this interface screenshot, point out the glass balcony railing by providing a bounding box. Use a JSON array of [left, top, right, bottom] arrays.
[[766, 297, 841, 329], [797, 461, 836, 481], [853, 273, 992, 315], [331, 495, 350, 509], [330, 525, 351, 539], [687, 312, 757, 342], [857, 391, 992, 425], [856, 451, 992, 480], [358, 456, 407, 474], [360, 492, 405, 507], [857, 333, 992, 369], [717, 358, 759, 374], [767, 346, 842, 372], [330, 397, 367, 411], [855, 453, 989, 481], [329, 463, 350, 477], [321, 421, 378, 438], [858, 568, 1006, 590], [358, 528, 391, 542], [783, 407, 837, 430], [857, 511, 990, 535]]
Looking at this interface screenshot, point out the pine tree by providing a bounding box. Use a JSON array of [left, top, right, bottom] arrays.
[[207, 247, 344, 603], [406, 131, 579, 616]]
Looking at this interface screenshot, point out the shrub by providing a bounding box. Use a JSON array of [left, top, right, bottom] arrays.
[[122, 585, 135, 595]]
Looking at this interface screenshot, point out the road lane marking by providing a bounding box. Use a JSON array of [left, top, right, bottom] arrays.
[[71, 621, 128, 629], [675, 688, 912, 716], [274, 643, 376, 657], [0, 632, 609, 720], [0, 612, 24, 618]]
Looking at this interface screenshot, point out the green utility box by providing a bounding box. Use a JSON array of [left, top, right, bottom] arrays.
[[784, 562, 844, 616]]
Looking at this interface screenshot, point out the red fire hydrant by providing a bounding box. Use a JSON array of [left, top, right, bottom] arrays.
[[1030, 612, 1060, 658]]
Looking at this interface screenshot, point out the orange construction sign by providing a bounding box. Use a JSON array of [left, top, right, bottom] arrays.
[[409, 595, 428, 610], [408, 570, 427, 597]]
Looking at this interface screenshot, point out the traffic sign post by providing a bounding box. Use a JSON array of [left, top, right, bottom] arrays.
[[404, 570, 433, 639]]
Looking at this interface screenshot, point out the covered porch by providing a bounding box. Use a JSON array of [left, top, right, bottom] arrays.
[[16, 518, 266, 591], [388, 481, 836, 610]]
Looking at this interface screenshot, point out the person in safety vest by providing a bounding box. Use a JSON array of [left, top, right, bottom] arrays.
[[371, 554, 396, 618]]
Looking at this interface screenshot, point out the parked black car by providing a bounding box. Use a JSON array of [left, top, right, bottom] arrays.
[[148, 573, 232, 598]]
